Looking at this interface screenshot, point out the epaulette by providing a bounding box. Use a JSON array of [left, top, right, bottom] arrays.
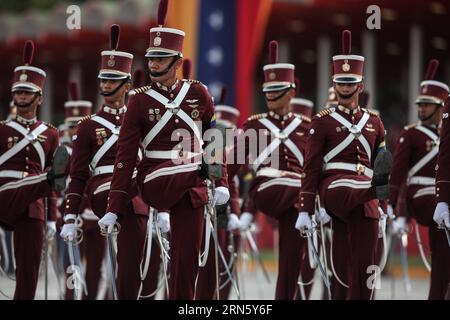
[[316, 107, 335, 118], [403, 122, 418, 130], [182, 78, 201, 84], [362, 108, 380, 117], [44, 122, 57, 130], [0, 120, 8, 126], [77, 114, 94, 124], [247, 113, 268, 121], [295, 113, 311, 123], [129, 85, 151, 96]]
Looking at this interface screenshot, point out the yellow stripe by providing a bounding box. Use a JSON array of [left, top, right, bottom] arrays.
[[378, 141, 386, 148], [167, 0, 200, 78]]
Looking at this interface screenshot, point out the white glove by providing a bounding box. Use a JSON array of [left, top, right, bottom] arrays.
[[227, 213, 241, 231], [60, 223, 77, 241], [315, 207, 331, 224], [434, 202, 450, 228], [391, 216, 408, 235], [239, 212, 253, 230], [387, 204, 395, 220], [46, 221, 57, 240], [213, 186, 230, 206], [295, 212, 312, 232], [157, 211, 170, 233], [98, 212, 118, 234]]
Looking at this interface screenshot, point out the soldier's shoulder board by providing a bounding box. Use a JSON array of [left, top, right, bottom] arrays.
[[404, 122, 418, 130], [247, 113, 268, 121], [78, 114, 94, 124], [295, 113, 311, 123], [44, 122, 58, 130], [362, 108, 380, 117], [316, 107, 335, 118], [129, 85, 152, 96], [0, 119, 8, 126], [183, 78, 201, 85]]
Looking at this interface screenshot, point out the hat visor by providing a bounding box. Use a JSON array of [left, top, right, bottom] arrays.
[[262, 84, 294, 93], [145, 50, 180, 58], [333, 76, 363, 84], [11, 84, 40, 93], [98, 72, 129, 80], [415, 97, 443, 106]]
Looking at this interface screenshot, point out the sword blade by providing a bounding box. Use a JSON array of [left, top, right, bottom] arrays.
[[307, 234, 331, 296], [106, 234, 118, 300], [444, 228, 450, 248], [399, 234, 412, 292], [244, 229, 271, 283], [67, 241, 83, 300]]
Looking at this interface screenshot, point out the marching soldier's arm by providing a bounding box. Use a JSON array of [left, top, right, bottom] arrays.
[[298, 116, 327, 214], [389, 129, 412, 206], [45, 127, 60, 221], [227, 121, 251, 183], [65, 121, 92, 217], [202, 87, 228, 188], [436, 101, 450, 203], [228, 176, 241, 215], [107, 95, 142, 215]]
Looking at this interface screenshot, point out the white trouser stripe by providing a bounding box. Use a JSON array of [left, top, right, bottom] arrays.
[[257, 177, 301, 192], [143, 162, 200, 184], [0, 173, 47, 193]]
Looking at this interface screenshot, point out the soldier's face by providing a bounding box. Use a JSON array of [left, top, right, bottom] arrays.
[[68, 126, 78, 138], [265, 89, 295, 111], [100, 79, 129, 101], [417, 103, 440, 121], [12, 90, 42, 109], [334, 82, 363, 102], [147, 56, 180, 80]]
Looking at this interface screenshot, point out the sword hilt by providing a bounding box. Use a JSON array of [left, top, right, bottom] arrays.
[[100, 222, 121, 236]]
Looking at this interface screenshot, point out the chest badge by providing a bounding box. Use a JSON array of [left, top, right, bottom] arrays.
[[191, 109, 200, 119]]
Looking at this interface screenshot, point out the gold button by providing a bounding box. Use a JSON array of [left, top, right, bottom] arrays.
[[117, 162, 123, 169], [170, 93, 174, 98], [175, 119, 179, 124], [281, 121, 285, 126], [301, 204, 304, 207], [25, 165, 29, 170], [284, 148, 288, 152], [436, 193, 439, 197], [26, 147, 30, 151], [25, 157, 29, 161], [301, 197, 304, 200], [66, 205, 70, 209], [436, 187, 440, 191], [66, 200, 70, 203], [285, 156, 288, 159]]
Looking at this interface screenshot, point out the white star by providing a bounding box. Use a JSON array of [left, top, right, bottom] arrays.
[[206, 46, 223, 67], [208, 10, 224, 30]]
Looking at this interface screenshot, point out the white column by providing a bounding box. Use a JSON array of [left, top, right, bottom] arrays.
[[409, 25, 423, 123], [40, 70, 52, 123], [362, 31, 376, 109], [316, 36, 331, 110]]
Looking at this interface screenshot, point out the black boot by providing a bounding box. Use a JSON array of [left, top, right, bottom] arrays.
[[47, 146, 70, 192], [371, 150, 393, 200]]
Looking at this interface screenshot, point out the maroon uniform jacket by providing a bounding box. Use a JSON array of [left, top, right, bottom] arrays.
[[106, 80, 228, 214], [436, 101, 450, 203], [390, 122, 439, 207], [65, 105, 144, 217], [298, 105, 386, 215], [0, 117, 59, 225]]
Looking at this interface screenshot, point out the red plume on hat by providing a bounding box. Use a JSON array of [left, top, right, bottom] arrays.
[[133, 69, 145, 88], [424, 59, 439, 80], [110, 24, 120, 50], [269, 40, 278, 64], [183, 59, 192, 79], [22, 40, 35, 66], [157, 0, 168, 27], [69, 81, 79, 101], [342, 30, 351, 55]]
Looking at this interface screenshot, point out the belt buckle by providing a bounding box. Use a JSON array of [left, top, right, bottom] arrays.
[[356, 163, 365, 175]]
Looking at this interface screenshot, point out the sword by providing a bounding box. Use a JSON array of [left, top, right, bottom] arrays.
[[66, 228, 87, 300], [303, 229, 331, 299], [210, 223, 240, 299], [154, 212, 170, 298], [140, 208, 154, 281], [398, 231, 412, 292], [243, 228, 271, 283], [438, 224, 450, 247], [101, 223, 120, 300], [414, 222, 431, 272], [44, 197, 49, 300]]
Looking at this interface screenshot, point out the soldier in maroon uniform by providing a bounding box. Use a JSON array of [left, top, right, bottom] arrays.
[[296, 30, 392, 300], [227, 40, 310, 300], [434, 95, 450, 299], [389, 59, 450, 299], [59, 25, 149, 300], [100, 0, 229, 299], [195, 87, 242, 300], [59, 82, 108, 300], [0, 40, 69, 299]]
